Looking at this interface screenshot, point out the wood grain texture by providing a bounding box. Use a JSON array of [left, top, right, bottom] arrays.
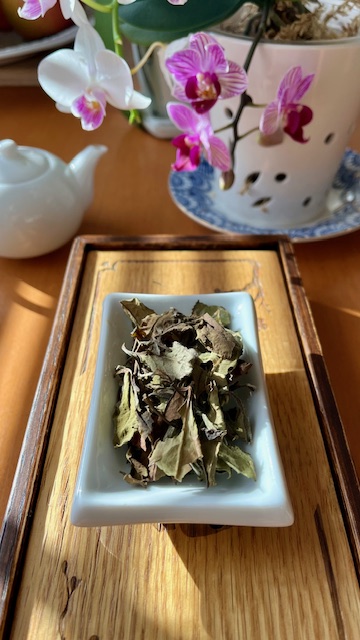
[[3, 240, 359, 640], [278, 243, 360, 571]]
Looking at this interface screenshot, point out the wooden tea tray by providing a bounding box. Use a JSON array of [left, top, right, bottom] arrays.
[[0, 235, 359, 639]]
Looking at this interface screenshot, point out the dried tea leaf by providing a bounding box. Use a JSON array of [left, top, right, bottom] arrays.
[[164, 388, 187, 422], [113, 370, 141, 447], [201, 440, 222, 487], [195, 313, 239, 359], [218, 442, 256, 480], [223, 396, 252, 443], [203, 387, 227, 436], [121, 298, 156, 327], [113, 298, 256, 488], [149, 401, 202, 482], [192, 301, 231, 327], [138, 342, 197, 380]]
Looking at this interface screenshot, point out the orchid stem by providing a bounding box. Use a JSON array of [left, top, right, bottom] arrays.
[[229, 0, 272, 168], [131, 42, 165, 76], [249, 102, 267, 108], [237, 126, 259, 140], [82, 0, 114, 13], [112, 3, 123, 57]]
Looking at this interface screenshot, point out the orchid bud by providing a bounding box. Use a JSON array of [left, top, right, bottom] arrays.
[[258, 129, 284, 147], [219, 169, 235, 190]]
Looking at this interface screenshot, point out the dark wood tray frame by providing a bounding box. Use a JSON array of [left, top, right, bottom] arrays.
[[0, 234, 359, 637]]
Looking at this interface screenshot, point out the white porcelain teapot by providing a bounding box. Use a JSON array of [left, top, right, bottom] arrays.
[[0, 139, 108, 259]]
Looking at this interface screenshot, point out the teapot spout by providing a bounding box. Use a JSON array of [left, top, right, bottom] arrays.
[[69, 144, 108, 209]]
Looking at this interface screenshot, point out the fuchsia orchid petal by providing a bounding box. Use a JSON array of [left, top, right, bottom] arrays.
[[18, 0, 56, 20], [71, 91, 107, 131], [298, 104, 313, 125], [167, 102, 229, 172], [167, 102, 202, 133], [277, 66, 314, 107], [285, 108, 301, 135], [291, 73, 315, 102], [171, 84, 188, 103], [185, 72, 220, 113], [166, 32, 247, 111], [194, 40, 228, 74], [217, 60, 248, 99], [188, 32, 215, 67], [171, 134, 201, 172], [261, 66, 314, 144], [172, 134, 188, 150], [190, 97, 218, 114], [284, 105, 313, 143], [206, 136, 231, 171], [165, 49, 201, 84], [259, 101, 281, 136], [23, 0, 88, 23], [277, 66, 302, 105]]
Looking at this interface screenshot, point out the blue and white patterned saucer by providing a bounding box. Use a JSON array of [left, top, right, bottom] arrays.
[[168, 149, 360, 243]]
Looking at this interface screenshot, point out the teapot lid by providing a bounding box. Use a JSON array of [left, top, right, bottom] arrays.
[[0, 139, 49, 184]]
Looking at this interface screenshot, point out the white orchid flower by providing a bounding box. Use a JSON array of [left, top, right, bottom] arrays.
[[18, 0, 88, 24], [38, 24, 151, 130]]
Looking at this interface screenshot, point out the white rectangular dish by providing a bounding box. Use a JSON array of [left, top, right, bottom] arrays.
[[71, 292, 294, 527]]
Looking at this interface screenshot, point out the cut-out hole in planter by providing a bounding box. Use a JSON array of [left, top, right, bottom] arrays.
[[275, 173, 287, 182], [302, 197, 312, 207], [246, 172, 260, 184], [240, 172, 261, 195], [324, 133, 335, 144], [252, 197, 271, 209]]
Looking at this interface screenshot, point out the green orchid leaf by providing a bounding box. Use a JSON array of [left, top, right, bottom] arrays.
[[118, 0, 260, 45]]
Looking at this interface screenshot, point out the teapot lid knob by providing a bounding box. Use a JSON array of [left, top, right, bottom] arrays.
[[0, 139, 18, 156], [0, 139, 49, 184]]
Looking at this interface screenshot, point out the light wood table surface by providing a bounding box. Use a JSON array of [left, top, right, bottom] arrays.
[[0, 85, 359, 532]]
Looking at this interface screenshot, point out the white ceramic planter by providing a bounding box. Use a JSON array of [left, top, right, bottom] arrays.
[[208, 32, 360, 229], [131, 44, 179, 139]]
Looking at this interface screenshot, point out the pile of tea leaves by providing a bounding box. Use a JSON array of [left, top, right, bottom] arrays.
[[113, 298, 256, 487]]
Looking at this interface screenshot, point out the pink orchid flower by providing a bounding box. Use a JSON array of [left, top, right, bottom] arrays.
[[260, 66, 315, 143], [165, 32, 248, 114], [167, 102, 231, 172], [38, 24, 151, 131]]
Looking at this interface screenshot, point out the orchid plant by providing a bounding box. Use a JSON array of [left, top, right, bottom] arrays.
[[17, 0, 317, 179]]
